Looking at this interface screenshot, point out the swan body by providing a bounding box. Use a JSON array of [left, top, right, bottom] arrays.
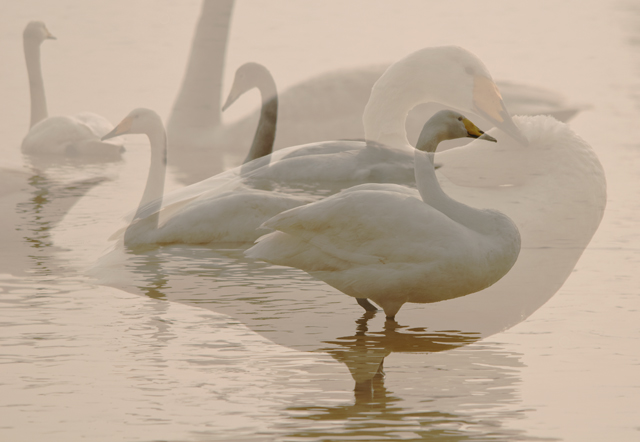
[[103, 108, 312, 247], [220, 62, 416, 183], [20, 21, 123, 157], [246, 111, 521, 320]]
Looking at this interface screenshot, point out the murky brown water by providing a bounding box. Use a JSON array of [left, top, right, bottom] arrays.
[[1, 1, 639, 441]]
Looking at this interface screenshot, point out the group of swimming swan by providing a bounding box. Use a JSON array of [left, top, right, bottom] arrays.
[[20, 21, 123, 157], [18, 18, 605, 320], [104, 45, 525, 244], [99, 43, 605, 320]]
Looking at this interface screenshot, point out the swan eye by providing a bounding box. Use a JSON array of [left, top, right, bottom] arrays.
[[458, 117, 463, 121]]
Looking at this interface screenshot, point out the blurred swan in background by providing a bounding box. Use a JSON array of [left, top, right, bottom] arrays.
[[246, 110, 521, 321], [167, 0, 587, 184], [221, 62, 278, 164], [236, 45, 527, 184], [20, 21, 123, 158], [102, 108, 311, 247]]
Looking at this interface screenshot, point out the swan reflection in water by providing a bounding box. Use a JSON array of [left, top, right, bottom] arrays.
[[92, 244, 531, 439]]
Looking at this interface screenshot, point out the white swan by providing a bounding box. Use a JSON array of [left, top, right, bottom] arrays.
[[167, 0, 583, 184], [20, 21, 123, 157], [246, 110, 521, 320], [222, 62, 278, 164], [102, 108, 312, 247]]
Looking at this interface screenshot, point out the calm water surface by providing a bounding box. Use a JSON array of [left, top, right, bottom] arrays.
[[1, 1, 639, 441]]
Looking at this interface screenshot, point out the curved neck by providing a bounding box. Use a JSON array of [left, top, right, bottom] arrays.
[[243, 73, 277, 163], [414, 149, 488, 232], [24, 39, 47, 127], [128, 128, 167, 236], [362, 78, 413, 147], [167, 0, 234, 134]]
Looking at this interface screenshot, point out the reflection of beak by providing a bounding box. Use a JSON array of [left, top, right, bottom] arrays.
[[472, 75, 528, 146], [463, 118, 497, 143], [102, 116, 132, 140], [221, 88, 240, 112]]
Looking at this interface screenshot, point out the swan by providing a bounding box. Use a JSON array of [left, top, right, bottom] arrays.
[[246, 110, 521, 321], [102, 108, 312, 247], [222, 62, 277, 164], [20, 21, 123, 157], [167, 0, 583, 184]]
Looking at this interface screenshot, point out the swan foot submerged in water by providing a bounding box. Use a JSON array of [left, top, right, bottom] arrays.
[[356, 298, 379, 312], [247, 110, 521, 321], [20, 21, 123, 158]]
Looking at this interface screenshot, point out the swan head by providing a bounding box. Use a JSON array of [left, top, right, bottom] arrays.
[[23, 21, 56, 44], [102, 108, 164, 140], [222, 62, 272, 111], [364, 46, 528, 147], [416, 110, 496, 153]]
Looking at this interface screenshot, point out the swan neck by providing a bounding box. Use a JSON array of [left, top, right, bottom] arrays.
[[243, 72, 278, 163], [24, 39, 47, 127], [132, 128, 167, 226], [363, 84, 412, 147], [166, 0, 234, 135], [243, 97, 277, 163], [415, 149, 446, 205], [415, 149, 488, 232]]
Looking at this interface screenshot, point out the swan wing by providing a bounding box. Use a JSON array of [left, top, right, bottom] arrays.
[[155, 188, 312, 244], [258, 185, 473, 268]]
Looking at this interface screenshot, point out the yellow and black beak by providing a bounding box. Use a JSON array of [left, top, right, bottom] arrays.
[[472, 75, 527, 146], [463, 117, 497, 142], [102, 116, 132, 141]]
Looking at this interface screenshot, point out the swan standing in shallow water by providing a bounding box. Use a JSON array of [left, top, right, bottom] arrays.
[[20, 21, 123, 157], [102, 108, 311, 247], [246, 110, 521, 320]]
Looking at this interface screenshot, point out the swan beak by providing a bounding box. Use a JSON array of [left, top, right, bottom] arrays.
[[102, 116, 132, 141], [478, 133, 497, 142], [221, 89, 240, 112], [472, 75, 528, 146], [463, 118, 497, 143]]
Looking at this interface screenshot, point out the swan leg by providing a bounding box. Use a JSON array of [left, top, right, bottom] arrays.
[[356, 298, 378, 312], [381, 302, 402, 322]]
